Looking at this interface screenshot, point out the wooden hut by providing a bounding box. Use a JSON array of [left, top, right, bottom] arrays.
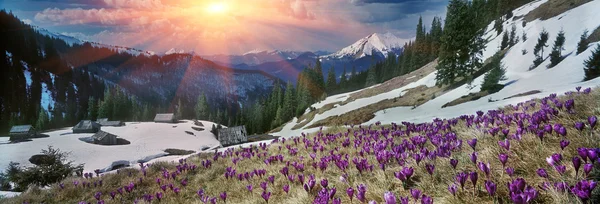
[[91, 131, 118, 145], [73, 120, 101, 133], [154, 113, 176, 123], [217, 126, 248, 146], [9, 125, 36, 140], [97, 120, 124, 127]]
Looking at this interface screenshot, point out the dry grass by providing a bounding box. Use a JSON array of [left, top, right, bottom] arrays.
[[587, 26, 600, 45], [502, 90, 542, 100], [307, 84, 446, 128], [523, 0, 592, 22], [2, 88, 600, 204], [292, 102, 340, 130], [442, 91, 491, 108], [343, 59, 438, 104]]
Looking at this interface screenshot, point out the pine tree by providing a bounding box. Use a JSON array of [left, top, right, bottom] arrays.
[[509, 24, 518, 46], [533, 29, 549, 67], [88, 97, 98, 121], [365, 68, 377, 87], [282, 81, 295, 121], [577, 30, 589, 55], [340, 67, 347, 91], [549, 29, 566, 68], [494, 18, 503, 35], [501, 30, 510, 50], [97, 88, 113, 119], [481, 52, 507, 93], [35, 108, 50, 131], [584, 44, 600, 81], [437, 0, 482, 85], [65, 83, 77, 124], [195, 93, 209, 120], [325, 67, 337, 94], [176, 98, 184, 120]]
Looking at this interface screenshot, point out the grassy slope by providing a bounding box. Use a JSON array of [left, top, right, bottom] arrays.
[[2, 88, 600, 204]]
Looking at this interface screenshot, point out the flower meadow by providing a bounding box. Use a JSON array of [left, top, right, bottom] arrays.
[[3, 87, 600, 204]]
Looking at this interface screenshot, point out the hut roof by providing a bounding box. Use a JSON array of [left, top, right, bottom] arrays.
[[10, 125, 34, 133], [96, 118, 109, 122], [73, 120, 100, 130], [154, 113, 175, 121], [97, 121, 124, 127], [92, 131, 116, 141]]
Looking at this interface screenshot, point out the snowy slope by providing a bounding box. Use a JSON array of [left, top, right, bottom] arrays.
[[165, 48, 186, 55], [0, 120, 221, 173], [326, 32, 408, 59], [273, 0, 600, 137], [34, 26, 83, 46]]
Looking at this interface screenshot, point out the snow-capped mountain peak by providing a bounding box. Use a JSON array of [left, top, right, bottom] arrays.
[[327, 32, 408, 59], [165, 48, 186, 55]]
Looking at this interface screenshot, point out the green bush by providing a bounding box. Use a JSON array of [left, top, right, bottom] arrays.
[[3, 146, 83, 192]]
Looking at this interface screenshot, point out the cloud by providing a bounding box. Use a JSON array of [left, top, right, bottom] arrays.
[[23, 0, 448, 54]]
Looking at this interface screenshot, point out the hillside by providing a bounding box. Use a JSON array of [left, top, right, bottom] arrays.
[[2, 84, 599, 203], [272, 0, 600, 138]]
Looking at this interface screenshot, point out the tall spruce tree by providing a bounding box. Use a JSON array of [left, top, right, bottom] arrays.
[[282, 81, 295, 122], [481, 52, 507, 93], [326, 67, 337, 94], [195, 93, 210, 120], [533, 29, 549, 67], [35, 108, 50, 131], [501, 30, 510, 50], [88, 97, 98, 121], [549, 29, 566, 68], [365, 68, 377, 87], [437, 0, 480, 85], [577, 30, 589, 55], [584, 44, 600, 81]]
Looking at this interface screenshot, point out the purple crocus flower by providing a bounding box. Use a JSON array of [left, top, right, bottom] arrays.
[[537, 168, 548, 178], [156, 192, 163, 201], [470, 152, 478, 164], [261, 191, 271, 203], [420, 195, 433, 204], [383, 191, 396, 204], [410, 189, 421, 202], [448, 183, 457, 196], [399, 196, 409, 204], [260, 181, 268, 191], [559, 140, 570, 150], [160, 185, 167, 191], [584, 163, 593, 177], [247, 184, 253, 192], [450, 159, 458, 169], [110, 191, 116, 199], [571, 180, 597, 202], [321, 178, 328, 188], [575, 122, 585, 131], [505, 167, 515, 177], [469, 171, 478, 190], [180, 179, 188, 187], [425, 163, 435, 176], [94, 192, 102, 200], [498, 154, 509, 167], [268, 175, 275, 184], [283, 184, 289, 193], [554, 165, 566, 175], [485, 180, 497, 197], [456, 172, 468, 190], [573, 156, 582, 175], [357, 184, 367, 202], [498, 139, 510, 151], [589, 116, 597, 128], [467, 138, 477, 151], [220, 192, 227, 203], [347, 187, 355, 202], [173, 187, 180, 195]]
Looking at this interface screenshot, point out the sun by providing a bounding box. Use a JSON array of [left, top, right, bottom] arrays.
[[207, 2, 228, 14]]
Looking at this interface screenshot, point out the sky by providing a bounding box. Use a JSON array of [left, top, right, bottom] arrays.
[[1, 0, 449, 55]]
